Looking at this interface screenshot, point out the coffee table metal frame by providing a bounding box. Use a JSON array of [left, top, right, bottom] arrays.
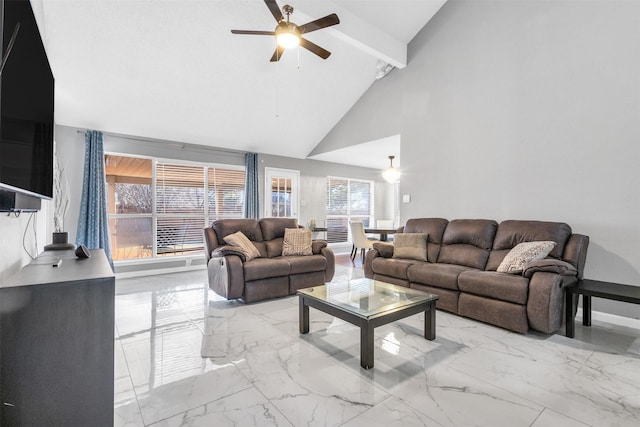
[[298, 281, 438, 369]]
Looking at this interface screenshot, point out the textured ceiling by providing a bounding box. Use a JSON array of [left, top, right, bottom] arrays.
[[33, 0, 446, 166]]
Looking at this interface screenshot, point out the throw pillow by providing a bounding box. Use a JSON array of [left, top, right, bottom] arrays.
[[283, 228, 313, 256], [497, 241, 556, 274], [223, 231, 261, 261], [392, 233, 428, 261]]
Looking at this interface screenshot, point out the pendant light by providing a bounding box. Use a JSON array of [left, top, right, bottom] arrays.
[[382, 155, 400, 184]]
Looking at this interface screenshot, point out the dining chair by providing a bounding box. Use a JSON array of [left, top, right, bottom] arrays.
[[349, 221, 380, 265]]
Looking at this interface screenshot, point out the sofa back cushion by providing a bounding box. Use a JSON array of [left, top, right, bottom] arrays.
[[212, 219, 263, 245], [437, 219, 498, 269], [403, 218, 448, 262], [486, 220, 572, 271], [259, 218, 299, 241]]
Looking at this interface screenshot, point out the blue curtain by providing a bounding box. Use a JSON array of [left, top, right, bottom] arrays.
[[244, 152, 259, 219], [76, 130, 113, 269]]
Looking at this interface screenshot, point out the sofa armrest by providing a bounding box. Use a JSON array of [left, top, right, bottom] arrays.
[[364, 248, 380, 279], [523, 259, 577, 278], [372, 242, 394, 258], [207, 254, 245, 300], [562, 234, 589, 279], [203, 227, 221, 262], [321, 246, 335, 282], [312, 240, 328, 254], [527, 271, 578, 333], [212, 245, 247, 262]]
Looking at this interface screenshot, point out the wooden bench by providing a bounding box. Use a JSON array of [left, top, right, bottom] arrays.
[[565, 279, 640, 338]]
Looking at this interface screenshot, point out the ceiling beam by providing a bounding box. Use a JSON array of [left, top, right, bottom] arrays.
[[293, 0, 407, 69]]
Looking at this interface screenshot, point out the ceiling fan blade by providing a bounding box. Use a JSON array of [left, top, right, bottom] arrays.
[[269, 45, 286, 62], [299, 13, 340, 34], [231, 30, 275, 36], [264, 0, 284, 23], [299, 38, 331, 59]]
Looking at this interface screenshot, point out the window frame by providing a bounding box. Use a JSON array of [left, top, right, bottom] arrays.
[[325, 175, 375, 245], [106, 152, 245, 263]]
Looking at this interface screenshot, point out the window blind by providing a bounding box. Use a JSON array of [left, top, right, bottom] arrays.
[[326, 177, 374, 244]]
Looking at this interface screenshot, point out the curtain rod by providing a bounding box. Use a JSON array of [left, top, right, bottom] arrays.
[[75, 129, 246, 155]]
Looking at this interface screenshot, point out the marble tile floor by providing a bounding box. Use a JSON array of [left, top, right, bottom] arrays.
[[114, 264, 640, 427]]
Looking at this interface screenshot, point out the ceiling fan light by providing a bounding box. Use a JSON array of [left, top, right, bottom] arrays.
[[277, 32, 300, 48], [276, 22, 300, 48], [382, 155, 400, 184]]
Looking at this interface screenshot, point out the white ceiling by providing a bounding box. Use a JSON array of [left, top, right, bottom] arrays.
[[33, 0, 446, 168]]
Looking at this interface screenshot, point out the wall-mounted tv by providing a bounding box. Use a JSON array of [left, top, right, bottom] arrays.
[[0, 0, 55, 201]]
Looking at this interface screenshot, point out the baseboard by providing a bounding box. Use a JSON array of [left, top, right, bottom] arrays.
[[576, 307, 640, 331], [116, 263, 205, 279]]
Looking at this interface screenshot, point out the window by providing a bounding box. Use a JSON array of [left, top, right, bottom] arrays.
[[106, 154, 245, 261], [326, 177, 374, 243], [264, 167, 299, 218]]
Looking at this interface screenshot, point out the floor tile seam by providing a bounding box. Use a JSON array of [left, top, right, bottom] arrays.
[[447, 362, 623, 426], [531, 407, 595, 427], [385, 395, 447, 427], [250, 381, 296, 427], [336, 395, 397, 426], [142, 384, 258, 427], [113, 336, 147, 426], [445, 363, 547, 414]]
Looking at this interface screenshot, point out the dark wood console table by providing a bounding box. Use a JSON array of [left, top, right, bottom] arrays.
[[1, 249, 115, 426], [565, 278, 640, 338]]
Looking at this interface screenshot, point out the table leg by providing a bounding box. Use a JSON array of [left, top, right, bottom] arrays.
[[583, 295, 592, 326], [424, 304, 436, 340], [360, 323, 374, 369], [565, 292, 576, 338], [299, 297, 309, 334]]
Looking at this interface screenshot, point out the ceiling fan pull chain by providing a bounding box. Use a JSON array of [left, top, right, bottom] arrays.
[[275, 43, 280, 118]]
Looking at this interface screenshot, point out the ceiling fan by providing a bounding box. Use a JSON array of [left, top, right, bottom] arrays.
[[231, 0, 340, 62]]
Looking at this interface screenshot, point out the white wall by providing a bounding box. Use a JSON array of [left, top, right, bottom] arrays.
[[314, 0, 640, 319], [0, 202, 50, 283], [260, 153, 393, 234]]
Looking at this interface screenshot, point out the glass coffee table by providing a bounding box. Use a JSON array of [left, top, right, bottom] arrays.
[[297, 278, 439, 369]]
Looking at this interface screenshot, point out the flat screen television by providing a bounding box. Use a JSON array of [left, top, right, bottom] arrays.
[[0, 0, 55, 200]]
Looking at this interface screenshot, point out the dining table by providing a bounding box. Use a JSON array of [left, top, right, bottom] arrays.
[[364, 228, 397, 242]]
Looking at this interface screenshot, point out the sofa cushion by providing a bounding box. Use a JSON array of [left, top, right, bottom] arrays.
[[403, 218, 448, 262], [283, 228, 313, 256], [497, 241, 556, 274], [259, 218, 299, 241], [371, 258, 417, 280], [458, 271, 529, 305], [223, 231, 262, 261], [437, 219, 497, 269], [491, 220, 571, 259], [243, 257, 291, 281], [287, 255, 327, 274], [407, 263, 475, 291], [213, 219, 263, 244], [265, 238, 283, 258], [392, 233, 428, 261]]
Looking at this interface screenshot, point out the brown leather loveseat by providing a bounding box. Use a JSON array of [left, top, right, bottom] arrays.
[[203, 218, 335, 303], [364, 218, 589, 334]]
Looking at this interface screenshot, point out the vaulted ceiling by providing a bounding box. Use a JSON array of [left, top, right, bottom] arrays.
[[32, 0, 447, 168]]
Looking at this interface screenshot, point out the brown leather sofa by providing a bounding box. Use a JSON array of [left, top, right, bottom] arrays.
[[203, 218, 335, 303], [364, 218, 589, 334]]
